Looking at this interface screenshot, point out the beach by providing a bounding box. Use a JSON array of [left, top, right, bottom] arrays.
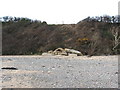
[[1, 55, 118, 88]]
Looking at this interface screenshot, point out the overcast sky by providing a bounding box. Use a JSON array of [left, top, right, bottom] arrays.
[[0, 0, 119, 24]]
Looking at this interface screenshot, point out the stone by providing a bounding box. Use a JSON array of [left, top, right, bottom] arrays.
[[53, 48, 68, 56], [48, 50, 53, 54], [64, 48, 83, 56], [69, 54, 77, 57], [42, 48, 83, 56], [42, 53, 52, 56]]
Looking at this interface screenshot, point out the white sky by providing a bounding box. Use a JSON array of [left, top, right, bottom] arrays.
[[0, 0, 119, 24]]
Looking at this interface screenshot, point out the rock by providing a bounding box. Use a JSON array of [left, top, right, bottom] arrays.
[[53, 48, 68, 56], [47, 71, 51, 74], [42, 48, 83, 56], [48, 50, 53, 54], [42, 65, 45, 67], [42, 53, 53, 56], [69, 54, 77, 57], [65, 48, 83, 56], [115, 72, 118, 74]]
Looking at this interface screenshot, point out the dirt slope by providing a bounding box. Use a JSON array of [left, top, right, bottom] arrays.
[[2, 17, 120, 55]]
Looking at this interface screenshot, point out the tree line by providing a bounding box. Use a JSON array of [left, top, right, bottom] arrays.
[[1, 15, 120, 24], [0, 16, 47, 24], [82, 15, 120, 23]]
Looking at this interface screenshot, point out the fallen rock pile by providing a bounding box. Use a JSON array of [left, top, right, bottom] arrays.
[[42, 48, 83, 56]]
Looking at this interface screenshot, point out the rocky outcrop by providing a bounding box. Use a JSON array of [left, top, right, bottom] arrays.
[[54, 48, 68, 56], [64, 48, 83, 56], [46, 48, 83, 56]]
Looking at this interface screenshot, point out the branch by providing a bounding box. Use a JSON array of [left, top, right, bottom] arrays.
[[113, 42, 120, 50]]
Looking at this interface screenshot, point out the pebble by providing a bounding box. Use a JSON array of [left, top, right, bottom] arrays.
[[2, 56, 118, 88]]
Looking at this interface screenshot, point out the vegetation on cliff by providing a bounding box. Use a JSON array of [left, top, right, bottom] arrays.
[[1, 15, 120, 55]]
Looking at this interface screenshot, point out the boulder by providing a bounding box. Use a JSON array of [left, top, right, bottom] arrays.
[[48, 50, 53, 54], [53, 48, 68, 56], [42, 48, 83, 56], [65, 48, 83, 56]]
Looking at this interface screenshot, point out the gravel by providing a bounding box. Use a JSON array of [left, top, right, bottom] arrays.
[[1, 55, 118, 88]]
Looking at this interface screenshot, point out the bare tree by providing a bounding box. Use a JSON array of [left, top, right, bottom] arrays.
[[111, 27, 120, 50], [89, 32, 100, 56]]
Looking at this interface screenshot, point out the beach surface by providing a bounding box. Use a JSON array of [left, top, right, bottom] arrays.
[[1, 55, 118, 88]]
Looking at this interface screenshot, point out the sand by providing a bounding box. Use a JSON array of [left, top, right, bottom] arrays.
[[0, 55, 118, 88]]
